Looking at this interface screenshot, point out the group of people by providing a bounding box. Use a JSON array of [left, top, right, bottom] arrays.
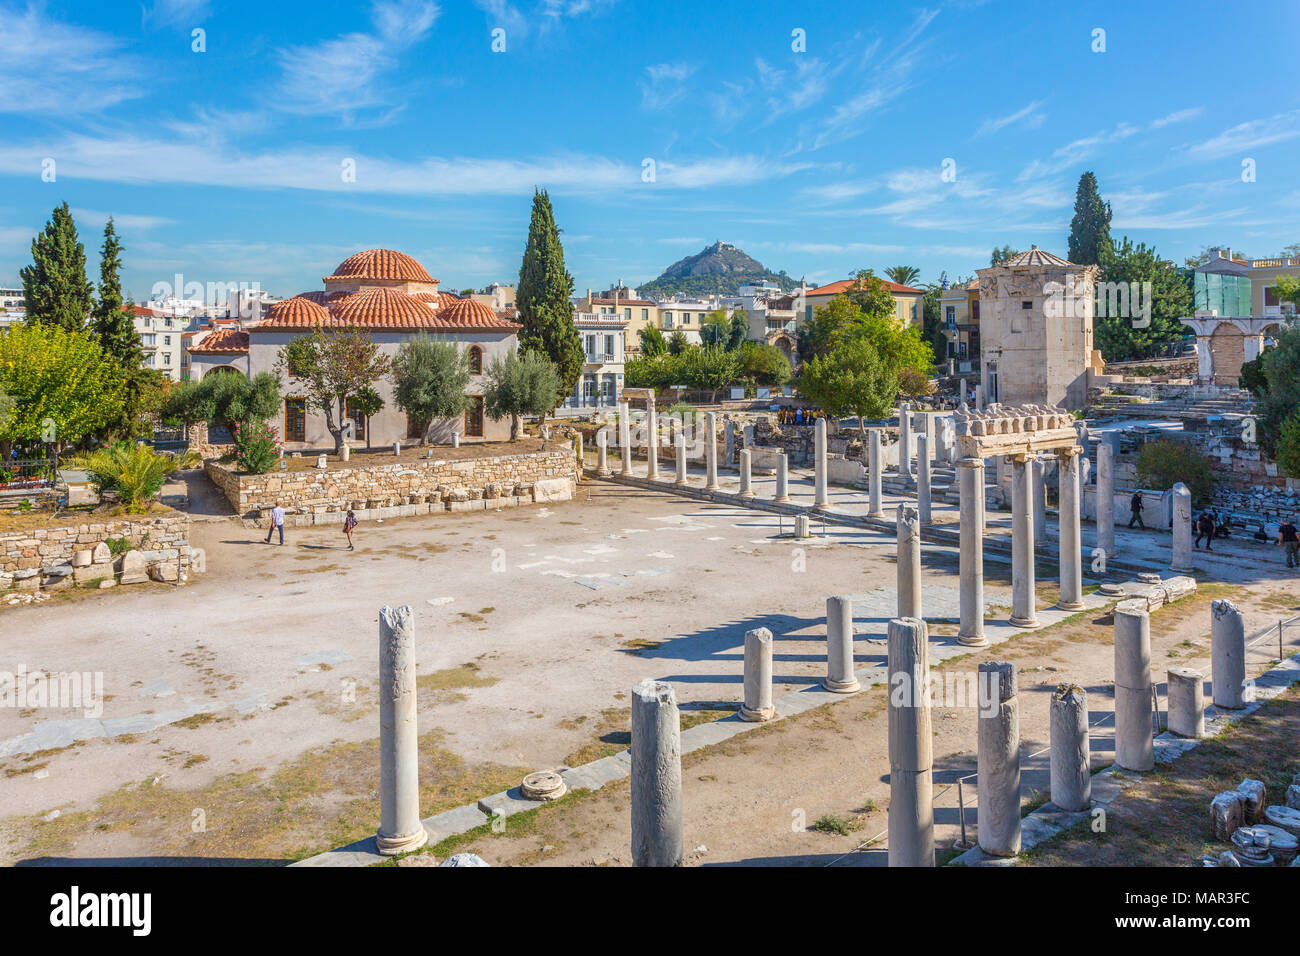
[[776, 407, 827, 426], [1128, 491, 1299, 566], [263, 504, 358, 550]]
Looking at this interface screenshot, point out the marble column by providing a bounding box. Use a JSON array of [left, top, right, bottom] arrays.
[[739, 627, 775, 721], [704, 411, 719, 491], [674, 433, 687, 486], [1010, 456, 1038, 628], [1032, 457, 1046, 547], [743, 423, 754, 449], [1167, 667, 1205, 738], [377, 605, 428, 855], [898, 403, 912, 481], [1049, 683, 1090, 812], [724, 420, 735, 467], [1057, 448, 1084, 611], [1097, 441, 1115, 558], [738, 449, 754, 498], [596, 426, 611, 477], [897, 503, 922, 620], [887, 616, 934, 867], [645, 398, 658, 480], [957, 457, 987, 647], [959, 378, 967, 406], [824, 595, 860, 693], [1114, 605, 1155, 772], [630, 679, 683, 867], [813, 417, 829, 508], [916, 435, 932, 525], [977, 660, 1021, 857], [1171, 481, 1193, 571], [868, 428, 883, 517], [774, 452, 790, 502], [1211, 599, 1247, 709], [574, 434, 583, 482], [619, 401, 632, 475]]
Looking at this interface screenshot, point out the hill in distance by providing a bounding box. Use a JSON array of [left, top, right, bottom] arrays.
[[634, 241, 799, 298]]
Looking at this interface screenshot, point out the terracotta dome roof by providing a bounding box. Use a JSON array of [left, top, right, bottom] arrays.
[[189, 329, 249, 354], [438, 297, 519, 329], [329, 287, 443, 329], [296, 290, 355, 306], [408, 291, 441, 311], [259, 296, 336, 329], [323, 248, 435, 284]]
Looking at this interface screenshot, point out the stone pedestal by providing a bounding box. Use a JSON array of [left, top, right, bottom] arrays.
[[740, 627, 775, 721], [596, 427, 611, 477], [619, 400, 632, 475], [868, 428, 883, 517], [1097, 441, 1115, 558], [1114, 606, 1155, 772], [897, 504, 922, 620], [916, 434, 931, 525], [1171, 481, 1193, 571], [887, 616, 934, 867], [1057, 448, 1084, 611], [898, 404, 912, 481], [824, 595, 860, 693], [1167, 667, 1205, 738], [1211, 599, 1247, 709], [1010, 456, 1038, 628], [978, 661, 1021, 857], [724, 420, 735, 467], [794, 514, 810, 538], [630, 679, 684, 867], [674, 434, 687, 486], [738, 449, 754, 498], [813, 418, 829, 508], [1049, 683, 1090, 812], [377, 605, 428, 855], [957, 457, 987, 647], [774, 452, 790, 502], [705, 412, 719, 491]]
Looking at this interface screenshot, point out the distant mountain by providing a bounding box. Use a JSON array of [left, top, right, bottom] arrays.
[[635, 241, 798, 298]]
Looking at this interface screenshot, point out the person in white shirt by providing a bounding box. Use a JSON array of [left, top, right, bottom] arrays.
[[265, 503, 286, 545]]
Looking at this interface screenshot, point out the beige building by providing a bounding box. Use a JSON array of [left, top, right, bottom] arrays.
[[938, 279, 980, 374], [130, 304, 186, 381], [801, 277, 925, 329], [976, 246, 1100, 410], [576, 289, 659, 350]]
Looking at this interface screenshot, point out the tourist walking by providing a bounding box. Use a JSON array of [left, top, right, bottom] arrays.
[[1127, 491, 1145, 529], [264, 503, 286, 546], [344, 509, 358, 551], [1279, 517, 1300, 569], [1194, 511, 1216, 551]]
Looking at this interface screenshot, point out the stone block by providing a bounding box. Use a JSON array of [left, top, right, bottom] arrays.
[[1210, 791, 1243, 842], [71, 549, 92, 568], [118, 550, 149, 585]]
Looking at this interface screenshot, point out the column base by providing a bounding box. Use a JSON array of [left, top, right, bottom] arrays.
[[596, 469, 611, 478], [739, 491, 755, 499], [1170, 565, 1194, 573], [1056, 600, 1085, 612], [1009, 614, 1039, 629], [376, 826, 429, 856], [822, 676, 861, 694], [705, 483, 720, 492], [739, 704, 775, 722], [957, 632, 989, 647], [774, 495, 791, 503]]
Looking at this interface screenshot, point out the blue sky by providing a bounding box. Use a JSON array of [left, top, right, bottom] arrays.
[[1, 0, 1298, 301]]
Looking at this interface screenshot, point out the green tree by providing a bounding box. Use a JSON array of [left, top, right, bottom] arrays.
[[736, 341, 792, 385], [1093, 237, 1194, 362], [348, 384, 385, 448], [727, 312, 749, 350], [391, 334, 470, 445], [842, 269, 898, 319], [484, 349, 561, 439], [1067, 171, 1112, 266], [921, 278, 951, 365], [20, 202, 94, 332], [681, 345, 740, 404], [1251, 324, 1300, 461], [0, 323, 125, 452], [700, 309, 731, 347], [796, 338, 898, 436], [1272, 274, 1300, 310], [91, 218, 140, 365], [1276, 412, 1300, 482], [990, 245, 1021, 265], [667, 329, 688, 355], [276, 327, 390, 455], [164, 371, 282, 437], [884, 265, 921, 286], [516, 189, 582, 413], [1136, 440, 1214, 507], [639, 325, 668, 356]]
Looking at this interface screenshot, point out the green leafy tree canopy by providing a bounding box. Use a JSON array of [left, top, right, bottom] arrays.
[[391, 334, 470, 444]]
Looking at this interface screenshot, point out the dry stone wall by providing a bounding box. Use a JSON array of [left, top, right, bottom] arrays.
[[1, 513, 192, 593]]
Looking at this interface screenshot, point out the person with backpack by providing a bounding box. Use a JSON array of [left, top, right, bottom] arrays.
[[1194, 511, 1216, 551], [1128, 491, 1145, 529], [343, 508, 358, 551], [1279, 516, 1300, 569]]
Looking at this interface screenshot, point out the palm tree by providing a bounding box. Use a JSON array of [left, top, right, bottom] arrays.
[[884, 265, 921, 287]]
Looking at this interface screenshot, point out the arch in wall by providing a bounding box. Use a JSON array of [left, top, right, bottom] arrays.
[[1209, 321, 1245, 386], [203, 365, 242, 380], [468, 345, 484, 375]]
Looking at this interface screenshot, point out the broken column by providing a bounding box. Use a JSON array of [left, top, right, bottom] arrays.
[[1057, 447, 1084, 611], [887, 616, 934, 867], [1010, 455, 1038, 628], [957, 457, 987, 647], [1049, 683, 1091, 812], [724, 420, 735, 466], [630, 679, 684, 867], [774, 451, 790, 502], [824, 595, 861, 693], [376, 605, 428, 855], [868, 428, 883, 517], [596, 426, 611, 477], [916, 434, 931, 525], [898, 403, 912, 481], [1167, 666, 1205, 738], [813, 416, 829, 508], [674, 434, 687, 485], [619, 400, 632, 475], [978, 661, 1021, 857], [645, 396, 659, 480], [897, 503, 922, 620], [739, 627, 775, 721], [1171, 481, 1193, 570], [1211, 599, 1247, 710], [704, 411, 719, 491], [1097, 440, 1115, 558], [1114, 605, 1155, 772], [1032, 457, 1046, 547], [738, 449, 754, 498]]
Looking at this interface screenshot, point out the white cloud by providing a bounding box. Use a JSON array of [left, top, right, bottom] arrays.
[[0, 5, 140, 115], [70, 209, 176, 232], [1016, 123, 1139, 181], [1187, 112, 1300, 159], [1149, 107, 1202, 129], [142, 0, 210, 27], [641, 63, 697, 111], [974, 100, 1045, 138]]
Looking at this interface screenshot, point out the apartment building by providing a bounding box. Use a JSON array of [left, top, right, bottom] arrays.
[[131, 304, 186, 381], [802, 277, 925, 329], [565, 310, 627, 409], [938, 278, 980, 373]]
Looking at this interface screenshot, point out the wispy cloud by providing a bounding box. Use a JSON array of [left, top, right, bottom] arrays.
[[1187, 111, 1300, 159], [141, 0, 210, 28], [0, 4, 140, 115], [1149, 107, 1202, 129], [974, 100, 1045, 138], [70, 208, 176, 232], [1016, 122, 1140, 181], [641, 63, 697, 111]]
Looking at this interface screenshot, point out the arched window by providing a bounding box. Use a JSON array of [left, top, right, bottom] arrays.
[[468, 345, 483, 375]]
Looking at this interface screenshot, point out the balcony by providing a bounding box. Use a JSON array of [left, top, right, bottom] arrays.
[[585, 352, 618, 364]]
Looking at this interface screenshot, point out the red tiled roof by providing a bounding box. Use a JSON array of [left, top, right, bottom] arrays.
[[438, 296, 521, 331], [258, 296, 337, 329], [189, 329, 249, 354], [806, 278, 925, 296], [330, 287, 440, 328], [323, 248, 436, 284]]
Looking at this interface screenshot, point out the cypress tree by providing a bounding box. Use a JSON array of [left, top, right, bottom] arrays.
[[1067, 171, 1113, 266], [92, 218, 142, 366], [516, 189, 582, 415], [20, 202, 93, 331]]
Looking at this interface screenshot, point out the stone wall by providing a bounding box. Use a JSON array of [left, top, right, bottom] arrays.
[[1, 512, 192, 592], [206, 448, 579, 525]]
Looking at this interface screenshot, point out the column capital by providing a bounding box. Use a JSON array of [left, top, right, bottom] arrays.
[[1056, 445, 1083, 461]]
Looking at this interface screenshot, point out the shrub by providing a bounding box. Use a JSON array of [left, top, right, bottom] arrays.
[[1136, 440, 1215, 507], [232, 420, 281, 475], [72, 443, 176, 512]]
